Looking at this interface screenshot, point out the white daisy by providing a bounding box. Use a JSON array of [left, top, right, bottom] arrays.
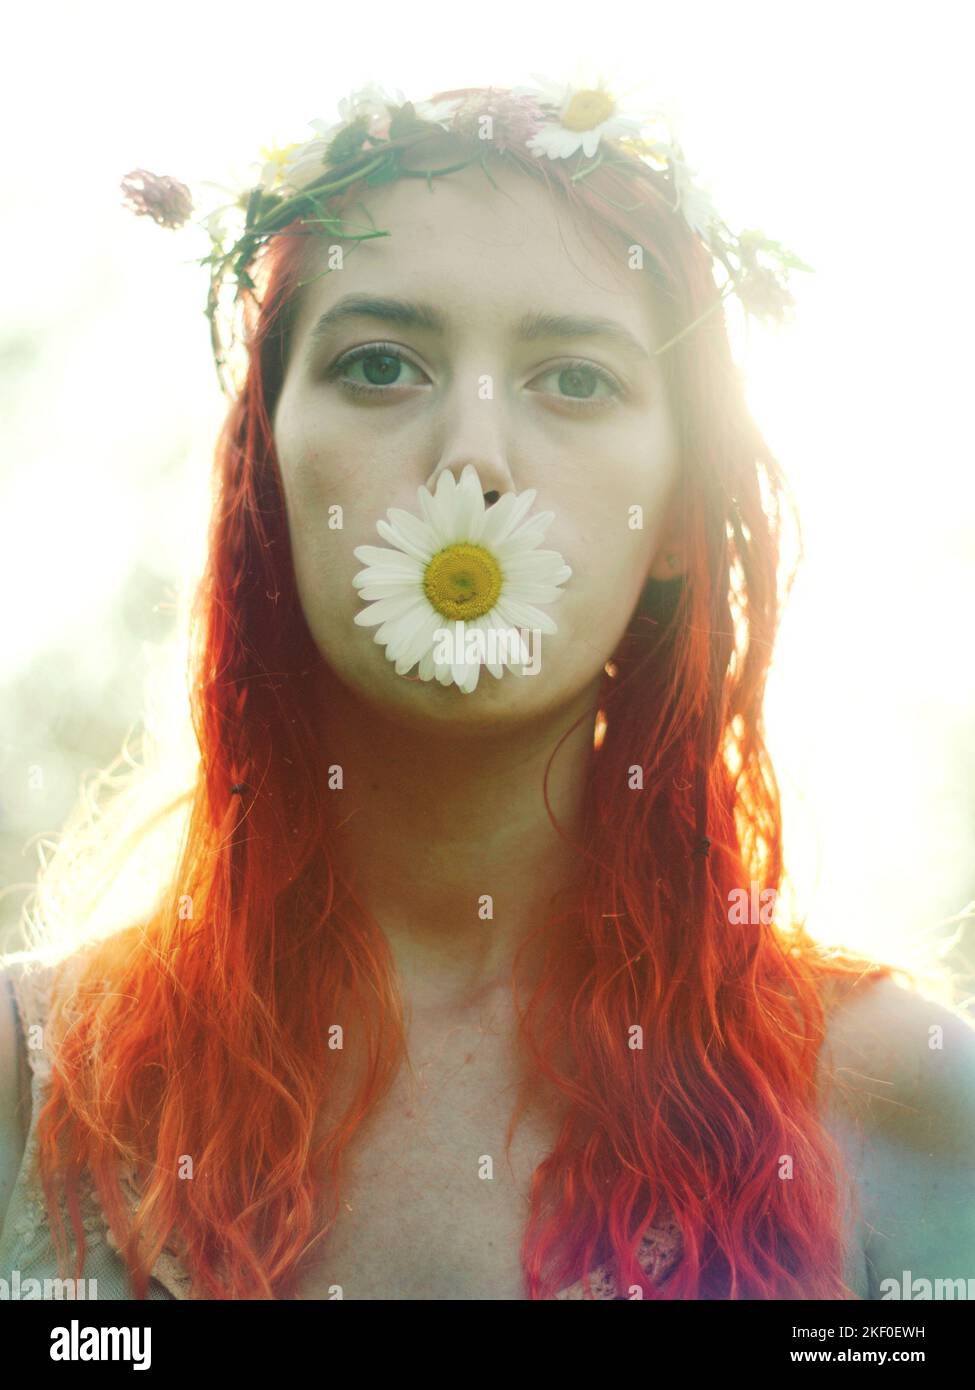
[[269, 84, 430, 193], [520, 71, 645, 160], [352, 465, 572, 695], [412, 95, 468, 128], [335, 81, 407, 126], [667, 153, 724, 244], [264, 135, 333, 194], [198, 157, 260, 213], [305, 82, 407, 148]]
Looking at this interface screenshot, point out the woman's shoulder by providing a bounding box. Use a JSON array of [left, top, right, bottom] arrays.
[[0, 946, 90, 1067], [0, 955, 31, 1233], [1, 947, 58, 1012], [0, 948, 62, 1241], [0, 944, 190, 1300], [818, 969, 975, 1134], [0, 947, 64, 1097], [0, 945, 95, 1210], [817, 969, 975, 1296]]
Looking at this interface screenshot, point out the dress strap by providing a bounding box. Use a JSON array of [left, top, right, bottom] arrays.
[[2, 952, 65, 1089], [554, 1207, 684, 1299], [0, 949, 195, 1300]]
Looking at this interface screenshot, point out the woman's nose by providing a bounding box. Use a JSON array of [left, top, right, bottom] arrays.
[[426, 469, 505, 508], [425, 391, 516, 507], [426, 463, 508, 507]]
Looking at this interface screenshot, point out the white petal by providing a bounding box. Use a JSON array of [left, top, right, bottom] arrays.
[[375, 519, 432, 563], [382, 507, 437, 557], [399, 613, 443, 672], [483, 606, 534, 674], [354, 581, 421, 600], [352, 565, 420, 588], [525, 74, 567, 103], [503, 583, 566, 604], [434, 470, 459, 503], [494, 596, 558, 636], [353, 592, 423, 626], [496, 512, 555, 557], [436, 470, 468, 535], [481, 489, 537, 547], [353, 544, 422, 572], [416, 485, 455, 548], [374, 597, 432, 646], [387, 605, 438, 663], [477, 492, 518, 547], [497, 550, 569, 578], [526, 125, 585, 159], [454, 465, 488, 541], [480, 614, 508, 680], [499, 566, 569, 591]]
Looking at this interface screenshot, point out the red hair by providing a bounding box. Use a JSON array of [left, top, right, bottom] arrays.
[[29, 102, 902, 1299]]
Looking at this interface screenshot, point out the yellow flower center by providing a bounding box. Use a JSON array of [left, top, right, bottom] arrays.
[[423, 543, 503, 620], [562, 89, 615, 132], [259, 140, 301, 170]]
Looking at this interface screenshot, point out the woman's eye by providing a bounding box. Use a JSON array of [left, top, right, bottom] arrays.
[[326, 344, 428, 398], [528, 361, 623, 411], [325, 345, 623, 412]]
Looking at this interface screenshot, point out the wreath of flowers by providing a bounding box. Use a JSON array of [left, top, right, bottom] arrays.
[[121, 74, 812, 398]]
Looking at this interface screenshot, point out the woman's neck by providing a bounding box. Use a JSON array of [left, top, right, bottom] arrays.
[[315, 667, 601, 1015]]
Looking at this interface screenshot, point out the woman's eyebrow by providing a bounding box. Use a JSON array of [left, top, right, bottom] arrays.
[[305, 294, 654, 364]]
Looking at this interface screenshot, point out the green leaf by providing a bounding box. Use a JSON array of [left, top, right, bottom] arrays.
[[244, 186, 264, 230], [387, 102, 432, 140], [324, 116, 372, 167]]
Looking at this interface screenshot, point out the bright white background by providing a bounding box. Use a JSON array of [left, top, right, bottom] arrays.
[[1, 0, 972, 976]]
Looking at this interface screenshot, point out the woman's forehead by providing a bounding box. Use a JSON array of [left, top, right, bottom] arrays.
[[310, 157, 614, 264], [293, 166, 659, 350]]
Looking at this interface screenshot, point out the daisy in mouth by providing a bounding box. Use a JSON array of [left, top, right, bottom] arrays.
[[351, 465, 572, 694]]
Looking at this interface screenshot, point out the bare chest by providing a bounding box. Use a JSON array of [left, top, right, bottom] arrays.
[[291, 1026, 873, 1301], [294, 1031, 562, 1301], [821, 1104, 872, 1299]]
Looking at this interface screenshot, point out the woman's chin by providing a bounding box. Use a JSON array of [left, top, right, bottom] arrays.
[[330, 641, 593, 733]]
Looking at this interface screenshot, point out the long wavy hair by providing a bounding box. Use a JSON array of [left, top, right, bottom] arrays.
[[16, 94, 914, 1299]]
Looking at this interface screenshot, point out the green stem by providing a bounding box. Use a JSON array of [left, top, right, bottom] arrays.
[[398, 155, 484, 181], [570, 148, 604, 182], [249, 153, 392, 235], [296, 220, 390, 238], [653, 282, 736, 356], [478, 151, 502, 193]]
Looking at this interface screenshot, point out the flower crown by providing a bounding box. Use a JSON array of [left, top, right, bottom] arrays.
[[121, 74, 812, 398]]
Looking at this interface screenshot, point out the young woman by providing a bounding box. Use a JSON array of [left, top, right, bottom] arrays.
[[1, 80, 973, 1302]]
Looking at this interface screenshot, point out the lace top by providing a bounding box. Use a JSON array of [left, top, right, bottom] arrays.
[[0, 951, 683, 1300]]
